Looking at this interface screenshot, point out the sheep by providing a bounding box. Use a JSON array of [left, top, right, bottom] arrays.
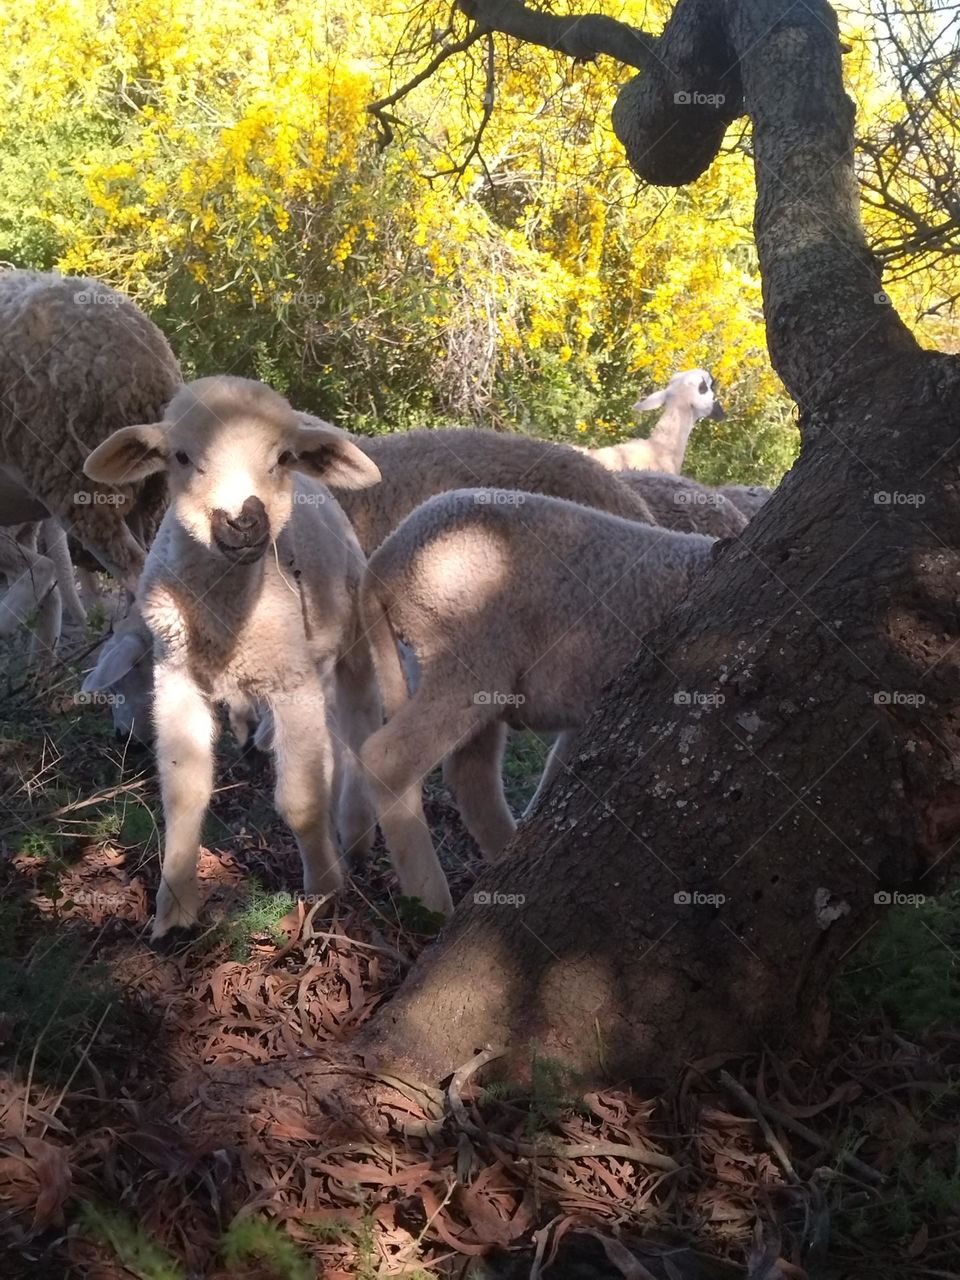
[[83, 375, 390, 937], [618, 470, 748, 538], [359, 489, 717, 910], [584, 369, 724, 473], [0, 270, 180, 591], [717, 483, 773, 519], [325, 423, 657, 554]]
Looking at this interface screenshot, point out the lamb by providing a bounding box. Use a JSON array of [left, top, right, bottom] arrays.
[[360, 489, 717, 911], [717, 483, 774, 519], [584, 369, 724, 473], [0, 270, 180, 590], [83, 375, 387, 937], [325, 423, 657, 554], [618, 470, 748, 538]]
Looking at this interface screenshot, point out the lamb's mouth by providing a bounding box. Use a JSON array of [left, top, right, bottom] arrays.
[[214, 536, 269, 563]]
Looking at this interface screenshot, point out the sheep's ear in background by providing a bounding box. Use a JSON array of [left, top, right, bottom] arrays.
[[84, 424, 169, 484], [81, 627, 151, 693], [633, 389, 668, 413], [289, 415, 382, 490]]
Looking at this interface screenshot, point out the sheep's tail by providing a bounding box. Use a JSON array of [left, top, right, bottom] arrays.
[[360, 574, 409, 721]]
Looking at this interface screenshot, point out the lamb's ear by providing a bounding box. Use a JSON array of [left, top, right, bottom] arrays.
[[84, 424, 169, 484], [633, 389, 668, 413], [81, 627, 151, 692], [289, 415, 381, 489]]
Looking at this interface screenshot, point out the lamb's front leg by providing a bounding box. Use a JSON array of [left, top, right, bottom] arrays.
[[271, 683, 344, 903], [153, 664, 215, 938]]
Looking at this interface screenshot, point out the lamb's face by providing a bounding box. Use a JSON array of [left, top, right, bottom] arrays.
[[83, 376, 381, 567], [162, 414, 297, 563], [633, 368, 725, 422], [672, 369, 724, 422]]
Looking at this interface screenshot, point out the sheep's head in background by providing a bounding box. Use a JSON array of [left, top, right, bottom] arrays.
[[633, 368, 725, 424], [82, 376, 380, 565], [81, 609, 154, 745]]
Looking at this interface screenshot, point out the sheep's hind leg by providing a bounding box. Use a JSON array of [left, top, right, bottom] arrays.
[[361, 693, 493, 915], [331, 644, 382, 865], [443, 721, 515, 860], [153, 667, 216, 938], [270, 684, 344, 907], [522, 730, 576, 819]]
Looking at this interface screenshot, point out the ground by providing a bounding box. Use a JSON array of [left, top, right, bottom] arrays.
[[1, 616, 959, 1279]]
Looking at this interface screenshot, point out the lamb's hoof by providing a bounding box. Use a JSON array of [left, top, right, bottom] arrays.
[[149, 922, 202, 954]]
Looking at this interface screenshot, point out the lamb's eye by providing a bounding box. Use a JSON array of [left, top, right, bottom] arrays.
[[175, 450, 190, 466], [698, 380, 708, 395], [277, 450, 294, 467]]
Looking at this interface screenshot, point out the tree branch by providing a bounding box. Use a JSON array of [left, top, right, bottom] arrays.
[[456, 0, 659, 70], [367, 29, 485, 150]]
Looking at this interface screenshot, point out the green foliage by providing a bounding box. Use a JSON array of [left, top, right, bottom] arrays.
[[221, 886, 293, 959], [0, 901, 118, 1082], [78, 1204, 186, 1280], [394, 895, 447, 937], [834, 889, 960, 1033], [480, 1055, 579, 1132], [221, 1216, 312, 1280]]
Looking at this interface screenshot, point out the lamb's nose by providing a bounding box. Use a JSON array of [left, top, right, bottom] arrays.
[[227, 496, 267, 532]]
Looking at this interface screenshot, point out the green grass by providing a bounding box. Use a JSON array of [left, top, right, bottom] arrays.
[[221, 1217, 313, 1280], [221, 884, 294, 959], [480, 1055, 581, 1132]]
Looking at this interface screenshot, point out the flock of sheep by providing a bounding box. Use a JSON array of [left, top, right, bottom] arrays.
[[0, 269, 773, 936]]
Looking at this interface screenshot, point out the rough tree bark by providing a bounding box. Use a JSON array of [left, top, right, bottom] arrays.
[[352, 0, 960, 1085]]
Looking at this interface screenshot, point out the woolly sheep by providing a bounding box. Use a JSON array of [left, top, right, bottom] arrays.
[[618, 470, 748, 538], [360, 489, 717, 912], [326, 424, 657, 554], [585, 369, 724, 473], [0, 270, 180, 589], [717, 483, 774, 519], [83, 375, 385, 937]]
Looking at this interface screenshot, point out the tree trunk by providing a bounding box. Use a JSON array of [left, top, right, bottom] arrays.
[[352, 0, 960, 1085]]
